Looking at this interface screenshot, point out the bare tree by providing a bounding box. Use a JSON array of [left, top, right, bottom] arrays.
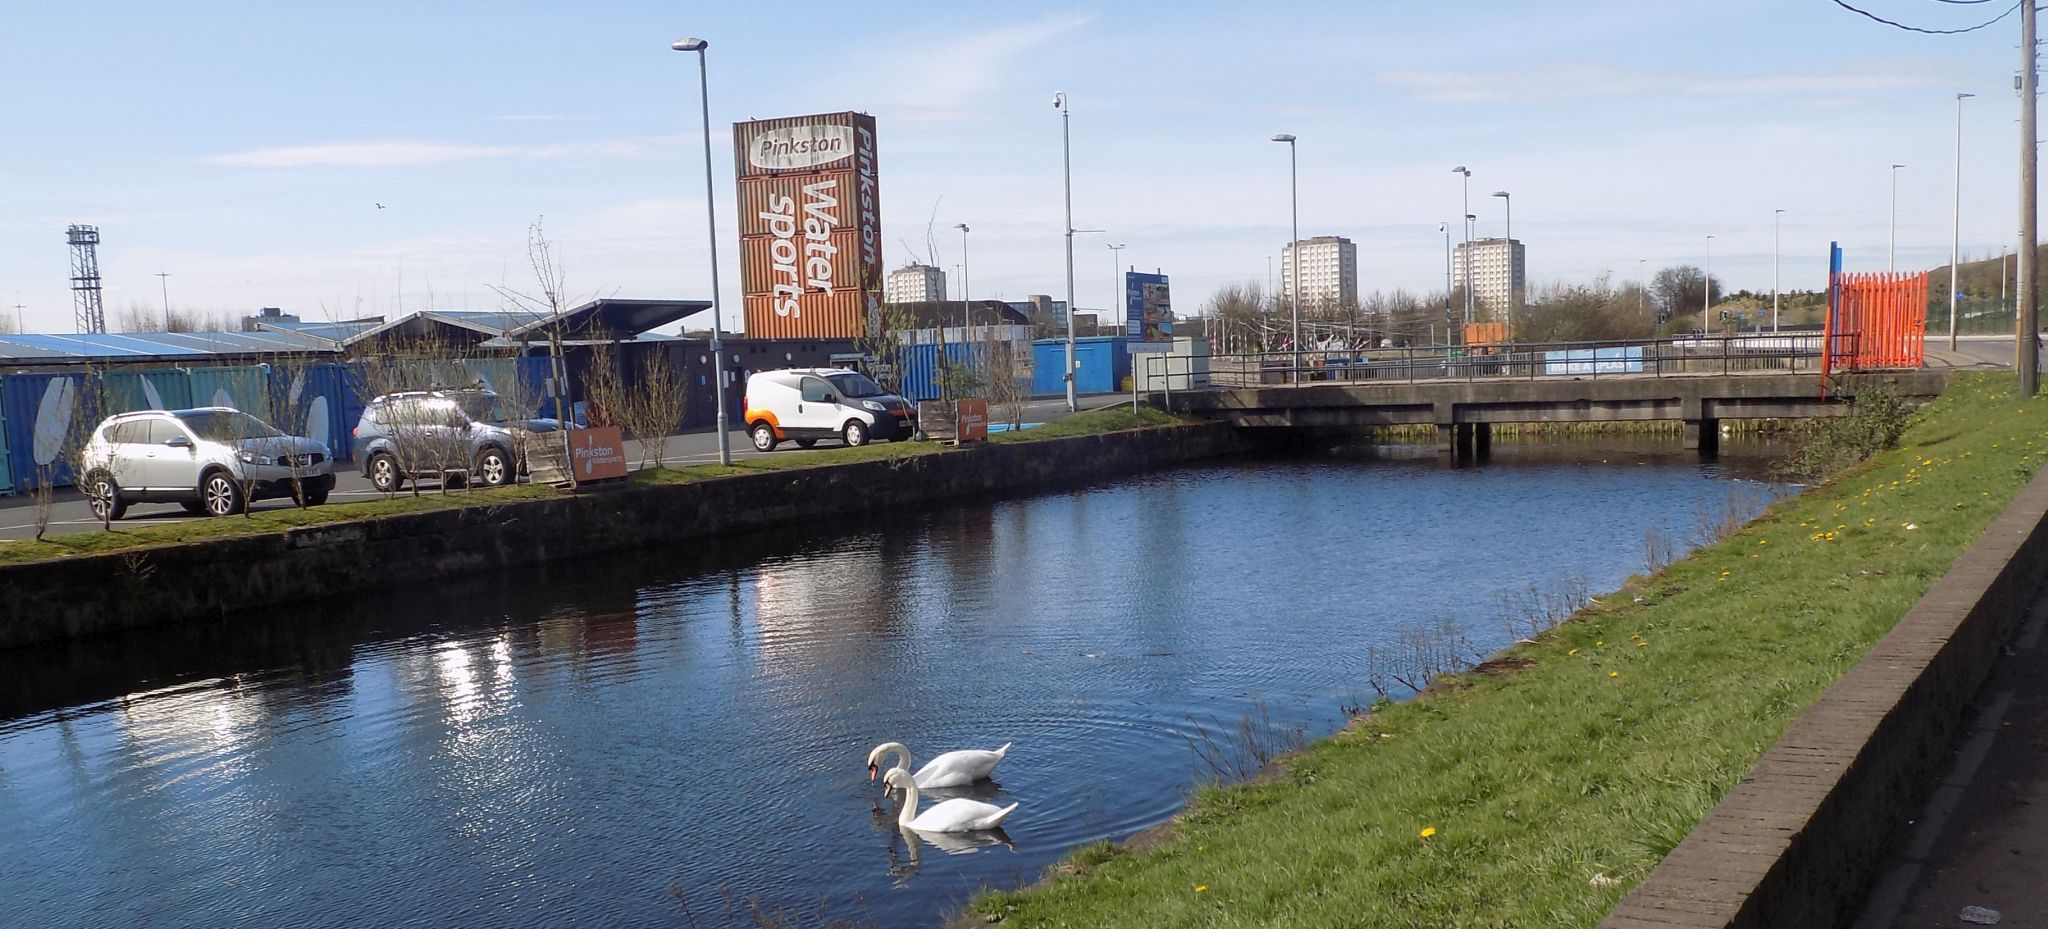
[[114, 302, 234, 333], [981, 338, 1029, 430], [1650, 265, 1720, 324], [626, 350, 689, 470], [488, 219, 579, 489]]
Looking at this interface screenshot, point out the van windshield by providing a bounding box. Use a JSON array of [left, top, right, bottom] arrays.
[[825, 373, 887, 399], [177, 410, 285, 442]]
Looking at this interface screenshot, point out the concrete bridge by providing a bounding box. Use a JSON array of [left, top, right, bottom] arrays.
[[1161, 370, 1949, 459]]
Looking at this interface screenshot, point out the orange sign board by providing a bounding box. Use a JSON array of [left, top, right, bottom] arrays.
[[956, 399, 989, 443], [569, 426, 630, 481]]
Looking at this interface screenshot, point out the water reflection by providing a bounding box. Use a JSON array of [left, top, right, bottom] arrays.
[[0, 444, 1784, 929]]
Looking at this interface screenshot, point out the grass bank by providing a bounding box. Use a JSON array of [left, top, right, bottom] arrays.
[[972, 372, 2047, 928], [0, 406, 1184, 568]]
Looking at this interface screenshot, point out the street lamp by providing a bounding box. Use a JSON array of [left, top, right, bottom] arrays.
[[1491, 190, 1512, 314], [1890, 162, 1905, 272], [955, 223, 971, 335], [1453, 166, 1472, 328], [1440, 222, 1452, 343], [1952, 93, 1975, 350], [1274, 133, 1300, 383], [672, 36, 730, 466], [1638, 258, 1647, 316], [1704, 234, 1715, 321], [1491, 190, 1511, 242], [1773, 209, 1785, 333], [1055, 92, 1079, 411], [1108, 242, 1126, 338]]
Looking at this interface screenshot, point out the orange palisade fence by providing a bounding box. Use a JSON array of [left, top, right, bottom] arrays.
[[1824, 271, 1926, 379]]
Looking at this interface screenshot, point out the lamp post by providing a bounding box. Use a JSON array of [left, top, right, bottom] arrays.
[[156, 272, 171, 330], [955, 223, 971, 335], [1453, 166, 1472, 329], [1274, 133, 1300, 383], [1491, 190, 1511, 243], [1055, 92, 1079, 411], [1491, 190, 1512, 314], [1638, 258, 1648, 316], [1952, 93, 1974, 350], [1704, 235, 1715, 321], [1108, 242, 1126, 340], [1441, 222, 1452, 343], [1773, 209, 1784, 333], [1890, 162, 1905, 272], [672, 36, 730, 466]]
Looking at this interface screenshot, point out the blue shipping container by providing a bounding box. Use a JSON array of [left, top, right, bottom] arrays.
[[266, 363, 358, 462], [2, 372, 93, 490], [0, 393, 12, 494], [897, 343, 977, 402], [1032, 337, 1129, 396], [103, 370, 196, 415], [188, 365, 269, 413]]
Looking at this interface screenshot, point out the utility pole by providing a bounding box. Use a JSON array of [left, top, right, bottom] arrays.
[[1055, 92, 1079, 412], [2022, 0, 2040, 395], [1773, 210, 1784, 333], [156, 272, 172, 330], [10, 304, 22, 333], [1953, 93, 1974, 351]]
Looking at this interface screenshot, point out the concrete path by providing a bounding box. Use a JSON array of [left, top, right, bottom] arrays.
[[1850, 589, 2048, 929]]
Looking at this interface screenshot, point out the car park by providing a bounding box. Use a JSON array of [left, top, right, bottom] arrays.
[[78, 407, 335, 519], [353, 388, 559, 492], [741, 368, 915, 452]]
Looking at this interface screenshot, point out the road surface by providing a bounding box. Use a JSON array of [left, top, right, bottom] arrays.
[[0, 395, 1122, 542]]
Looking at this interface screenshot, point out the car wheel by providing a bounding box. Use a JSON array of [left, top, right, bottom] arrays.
[[475, 448, 511, 487], [842, 420, 870, 447], [751, 422, 778, 452], [84, 471, 127, 522], [202, 472, 246, 516], [368, 453, 403, 493], [794, 438, 818, 449], [303, 485, 330, 506]]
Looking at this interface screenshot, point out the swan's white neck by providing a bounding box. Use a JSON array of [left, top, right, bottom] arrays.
[[894, 778, 921, 829], [876, 742, 912, 776]]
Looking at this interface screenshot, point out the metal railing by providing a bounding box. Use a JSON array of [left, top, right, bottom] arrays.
[[1199, 335, 1834, 389]]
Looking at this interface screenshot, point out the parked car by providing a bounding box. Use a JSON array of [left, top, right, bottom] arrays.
[[742, 368, 915, 452], [354, 388, 559, 492], [79, 407, 335, 520]]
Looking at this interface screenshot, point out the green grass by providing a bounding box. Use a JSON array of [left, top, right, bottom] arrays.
[[970, 371, 2048, 929], [0, 406, 1195, 566]]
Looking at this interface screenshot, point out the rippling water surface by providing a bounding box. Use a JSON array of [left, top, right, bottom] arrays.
[[0, 441, 1781, 928]]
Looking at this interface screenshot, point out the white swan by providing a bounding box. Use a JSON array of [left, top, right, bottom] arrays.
[[867, 740, 1010, 789], [884, 768, 1018, 833]]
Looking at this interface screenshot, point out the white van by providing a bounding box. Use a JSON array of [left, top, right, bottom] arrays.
[[742, 368, 916, 451]]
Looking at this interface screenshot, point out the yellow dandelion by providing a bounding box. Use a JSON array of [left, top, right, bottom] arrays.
[[1568, 648, 1580, 656], [1758, 539, 1768, 546], [1419, 826, 1437, 839], [1195, 884, 1208, 893], [1596, 640, 1604, 647], [1635, 641, 1648, 648], [1609, 671, 1620, 678]]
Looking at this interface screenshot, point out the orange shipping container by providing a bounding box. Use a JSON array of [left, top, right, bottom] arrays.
[[743, 291, 867, 340]]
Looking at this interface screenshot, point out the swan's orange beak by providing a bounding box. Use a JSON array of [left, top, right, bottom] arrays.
[[867, 763, 878, 782]]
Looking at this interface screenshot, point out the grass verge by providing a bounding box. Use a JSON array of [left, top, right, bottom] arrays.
[[0, 406, 1192, 567], [969, 371, 2048, 929]]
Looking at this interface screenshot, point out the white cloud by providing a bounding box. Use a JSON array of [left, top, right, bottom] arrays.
[[203, 135, 682, 168], [823, 14, 1094, 122], [1376, 59, 1963, 105]]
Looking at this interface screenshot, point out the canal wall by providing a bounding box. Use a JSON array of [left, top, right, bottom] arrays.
[[1601, 451, 2048, 928], [0, 422, 1252, 650]]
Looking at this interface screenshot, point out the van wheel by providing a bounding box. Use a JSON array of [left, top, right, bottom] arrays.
[[84, 470, 127, 522], [368, 452, 404, 493], [750, 422, 778, 452], [794, 438, 817, 449], [842, 420, 870, 447]]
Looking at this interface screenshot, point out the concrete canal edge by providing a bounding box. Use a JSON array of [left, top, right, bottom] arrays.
[[0, 423, 1252, 650], [1601, 456, 2048, 928]]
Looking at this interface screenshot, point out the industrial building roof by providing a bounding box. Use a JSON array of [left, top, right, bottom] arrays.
[[0, 330, 338, 365]]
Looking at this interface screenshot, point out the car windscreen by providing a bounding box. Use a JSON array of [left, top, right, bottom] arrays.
[[825, 373, 887, 399], [455, 394, 505, 424], [176, 410, 285, 442]]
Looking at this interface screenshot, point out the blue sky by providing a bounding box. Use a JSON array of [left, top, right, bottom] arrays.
[[0, 0, 2034, 333]]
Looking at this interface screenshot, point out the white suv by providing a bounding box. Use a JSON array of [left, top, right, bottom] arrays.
[[741, 368, 915, 451], [78, 408, 335, 519]]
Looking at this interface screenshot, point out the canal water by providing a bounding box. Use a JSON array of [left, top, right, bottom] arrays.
[[0, 441, 1782, 928]]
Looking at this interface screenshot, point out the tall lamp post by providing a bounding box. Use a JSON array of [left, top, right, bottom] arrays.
[[1108, 242, 1126, 341], [1055, 92, 1079, 411], [1491, 190, 1511, 242], [1440, 222, 1452, 343], [1453, 166, 1472, 329], [955, 223, 971, 335], [1889, 162, 1905, 272], [673, 37, 730, 466], [1704, 234, 1715, 321], [1273, 133, 1300, 383], [1491, 190, 1512, 313], [156, 271, 172, 330], [1951, 93, 1974, 350], [1638, 258, 1648, 316], [1773, 209, 1785, 333]]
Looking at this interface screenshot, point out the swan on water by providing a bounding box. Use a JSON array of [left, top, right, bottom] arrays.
[[884, 768, 1018, 833], [866, 740, 1010, 790]]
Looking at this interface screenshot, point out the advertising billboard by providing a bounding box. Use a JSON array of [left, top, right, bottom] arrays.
[[734, 112, 881, 340], [1124, 271, 1172, 345]]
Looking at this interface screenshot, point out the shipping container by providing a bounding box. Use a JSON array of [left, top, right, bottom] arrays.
[[739, 226, 867, 300], [2, 372, 92, 490], [896, 342, 978, 402], [1033, 337, 1130, 396], [102, 369, 195, 415], [0, 396, 13, 494], [743, 291, 869, 340], [736, 172, 863, 237], [732, 111, 873, 179], [267, 363, 357, 462]]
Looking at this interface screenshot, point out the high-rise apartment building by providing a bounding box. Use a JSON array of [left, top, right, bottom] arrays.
[[885, 263, 947, 304], [1452, 237, 1526, 322], [1280, 235, 1358, 308]]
